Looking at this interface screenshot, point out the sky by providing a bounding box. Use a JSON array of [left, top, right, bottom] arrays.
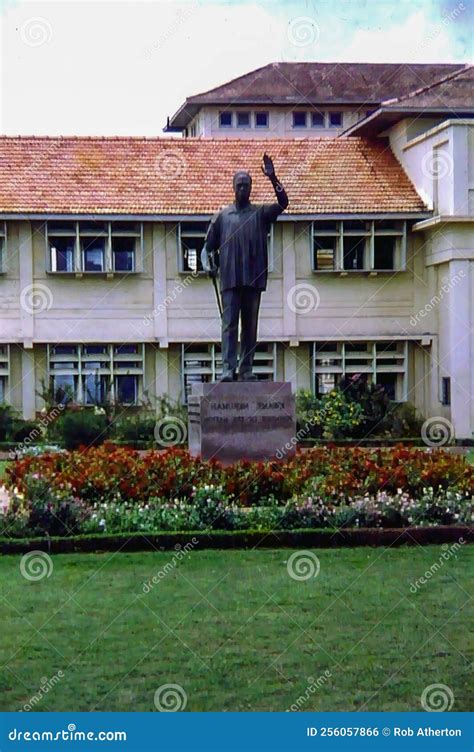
[[0, 0, 472, 136]]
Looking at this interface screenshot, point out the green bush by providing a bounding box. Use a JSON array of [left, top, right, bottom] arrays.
[[113, 413, 157, 444], [0, 403, 17, 442], [56, 410, 110, 451]]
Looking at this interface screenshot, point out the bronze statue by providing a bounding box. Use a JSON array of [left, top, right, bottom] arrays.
[[202, 153, 288, 381]]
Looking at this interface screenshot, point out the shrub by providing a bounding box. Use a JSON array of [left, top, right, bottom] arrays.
[[56, 410, 110, 451], [0, 403, 18, 442]]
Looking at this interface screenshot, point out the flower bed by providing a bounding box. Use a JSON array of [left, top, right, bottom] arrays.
[[1, 444, 472, 538]]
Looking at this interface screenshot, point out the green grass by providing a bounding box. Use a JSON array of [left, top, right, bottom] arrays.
[[467, 450, 474, 465], [0, 547, 472, 712], [0, 460, 8, 481]]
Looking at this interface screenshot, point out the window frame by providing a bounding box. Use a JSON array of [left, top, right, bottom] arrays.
[[45, 221, 143, 275], [328, 111, 343, 127], [292, 111, 307, 128], [255, 111, 269, 128], [0, 344, 10, 403], [0, 221, 7, 274], [181, 342, 277, 404], [177, 221, 209, 275], [312, 340, 408, 402], [47, 343, 144, 406], [236, 111, 251, 128], [310, 219, 407, 273], [218, 111, 233, 128]]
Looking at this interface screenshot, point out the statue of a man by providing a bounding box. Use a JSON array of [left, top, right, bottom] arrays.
[[201, 153, 288, 382]]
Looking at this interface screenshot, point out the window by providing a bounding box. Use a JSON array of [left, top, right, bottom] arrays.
[[178, 222, 208, 274], [311, 219, 406, 272], [46, 221, 143, 274], [181, 342, 277, 403], [47, 221, 76, 273], [311, 111, 324, 127], [0, 345, 10, 403], [80, 221, 107, 271], [0, 222, 6, 273], [48, 343, 144, 405], [237, 111, 250, 128], [313, 341, 408, 401], [255, 111, 269, 128], [219, 111, 232, 127], [292, 111, 307, 128], [111, 223, 140, 272], [441, 377, 451, 406], [329, 112, 342, 127]]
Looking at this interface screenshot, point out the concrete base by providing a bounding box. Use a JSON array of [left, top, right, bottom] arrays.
[[188, 381, 296, 464]]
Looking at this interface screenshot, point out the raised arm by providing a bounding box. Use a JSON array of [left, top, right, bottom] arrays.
[[261, 152, 289, 210]]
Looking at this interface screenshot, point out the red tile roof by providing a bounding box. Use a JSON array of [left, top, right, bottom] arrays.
[[167, 62, 465, 128], [0, 136, 427, 215]]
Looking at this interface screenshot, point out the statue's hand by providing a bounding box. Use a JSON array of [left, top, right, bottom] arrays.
[[261, 152, 275, 178], [208, 265, 218, 280]]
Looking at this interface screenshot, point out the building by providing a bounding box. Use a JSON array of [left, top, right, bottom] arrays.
[[0, 62, 473, 439], [164, 61, 464, 138]]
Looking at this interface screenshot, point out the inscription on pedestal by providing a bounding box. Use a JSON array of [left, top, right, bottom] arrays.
[[188, 382, 296, 464]]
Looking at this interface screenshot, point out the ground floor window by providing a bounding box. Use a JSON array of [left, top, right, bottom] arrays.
[[0, 345, 10, 403], [312, 340, 408, 401], [48, 343, 144, 406], [181, 342, 277, 403]]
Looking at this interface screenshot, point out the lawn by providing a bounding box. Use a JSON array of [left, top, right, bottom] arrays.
[[0, 546, 472, 712]]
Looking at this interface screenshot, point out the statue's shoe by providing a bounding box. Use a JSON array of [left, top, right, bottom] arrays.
[[238, 373, 258, 381], [219, 371, 235, 382]]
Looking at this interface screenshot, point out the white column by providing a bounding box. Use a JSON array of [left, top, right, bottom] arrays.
[[21, 346, 36, 420], [447, 259, 472, 439], [152, 223, 168, 345], [18, 221, 34, 345]]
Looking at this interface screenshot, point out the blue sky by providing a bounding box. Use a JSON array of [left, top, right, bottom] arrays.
[[0, 0, 472, 136]]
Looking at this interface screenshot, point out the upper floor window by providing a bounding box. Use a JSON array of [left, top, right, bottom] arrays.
[[311, 111, 325, 127], [219, 111, 232, 127], [0, 221, 6, 273], [292, 111, 307, 128], [255, 111, 269, 128], [178, 221, 208, 274], [329, 111, 342, 127], [46, 220, 143, 274], [311, 219, 407, 273], [237, 111, 251, 128]]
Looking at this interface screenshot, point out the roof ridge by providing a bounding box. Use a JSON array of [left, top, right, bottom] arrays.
[[382, 64, 471, 105]]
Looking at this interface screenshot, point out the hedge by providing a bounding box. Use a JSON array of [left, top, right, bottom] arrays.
[[1, 525, 471, 554]]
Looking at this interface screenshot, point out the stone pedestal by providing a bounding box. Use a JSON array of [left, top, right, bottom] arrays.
[[188, 381, 296, 464]]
